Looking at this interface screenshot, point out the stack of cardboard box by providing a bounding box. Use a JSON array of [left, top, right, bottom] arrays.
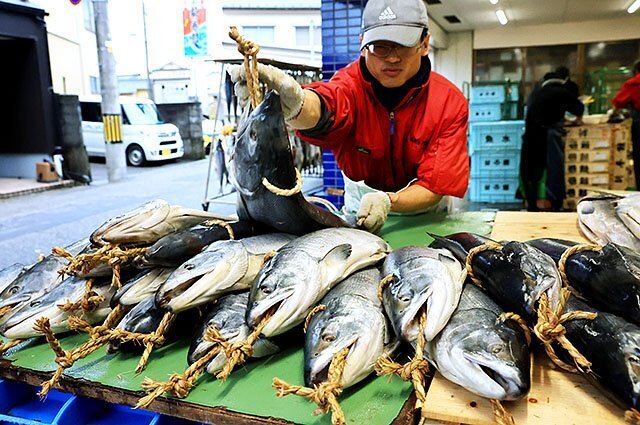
[[564, 120, 633, 209]]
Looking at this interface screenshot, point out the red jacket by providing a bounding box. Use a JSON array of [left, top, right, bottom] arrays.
[[613, 73, 640, 111], [297, 59, 469, 197]]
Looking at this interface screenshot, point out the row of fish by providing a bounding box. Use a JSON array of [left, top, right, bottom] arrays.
[[577, 193, 640, 250]]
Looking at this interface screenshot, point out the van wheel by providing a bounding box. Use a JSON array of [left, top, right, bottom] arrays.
[[126, 145, 145, 166]]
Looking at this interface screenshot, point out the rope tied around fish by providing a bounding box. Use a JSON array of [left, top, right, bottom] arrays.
[[0, 305, 12, 319], [137, 309, 275, 408], [496, 312, 532, 346], [304, 304, 327, 333], [57, 279, 104, 313], [625, 408, 640, 424], [202, 219, 235, 240], [135, 311, 176, 373], [491, 399, 516, 425], [534, 288, 597, 373], [374, 309, 430, 409], [0, 339, 24, 356], [273, 347, 350, 425], [557, 243, 602, 291], [229, 26, 262, 108], [52, 244, 148, 289], [262, 168, 303, 197], [465, 240, 504, 288]]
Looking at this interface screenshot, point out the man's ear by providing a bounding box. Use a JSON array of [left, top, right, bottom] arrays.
[[421, 34, 431, 57]]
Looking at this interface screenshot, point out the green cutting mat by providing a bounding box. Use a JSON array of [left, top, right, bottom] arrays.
[[3, 211, 495, 425]]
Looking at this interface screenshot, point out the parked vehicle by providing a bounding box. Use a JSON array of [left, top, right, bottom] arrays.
[[80, 96, 184, 166]]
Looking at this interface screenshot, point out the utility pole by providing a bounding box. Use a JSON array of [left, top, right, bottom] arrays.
[[142, 0, 155, 101], [93, 0, 126, 182]]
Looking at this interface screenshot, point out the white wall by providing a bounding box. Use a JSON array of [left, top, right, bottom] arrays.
[[475, 16, 640, 49], [434, 31, 473, 91]]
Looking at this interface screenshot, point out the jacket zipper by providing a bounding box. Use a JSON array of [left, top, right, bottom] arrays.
[[389, 111, 396, 187]]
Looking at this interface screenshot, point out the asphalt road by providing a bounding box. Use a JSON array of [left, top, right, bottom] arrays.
[[0, 158, 322, 269]]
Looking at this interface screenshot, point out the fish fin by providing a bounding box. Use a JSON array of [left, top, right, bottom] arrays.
[[321, 244, 352, 265]]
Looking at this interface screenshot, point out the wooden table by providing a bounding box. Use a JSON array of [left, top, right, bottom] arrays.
[[421, 211, 628, 425]]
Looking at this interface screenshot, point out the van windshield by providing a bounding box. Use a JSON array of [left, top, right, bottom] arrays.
[[122, 103, 165, 125]]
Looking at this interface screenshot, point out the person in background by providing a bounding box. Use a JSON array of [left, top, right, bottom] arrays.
[[556, 66, 580, 98], [521, 72, 584, 211], [613, 60, 640, 189], [229, 0, 469, 234]]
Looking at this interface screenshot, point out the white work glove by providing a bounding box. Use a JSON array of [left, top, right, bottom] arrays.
[[228, 64, 304, 121], [357, 192, 392, 234]]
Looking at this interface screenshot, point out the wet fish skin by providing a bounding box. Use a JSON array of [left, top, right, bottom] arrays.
[[427, 284, 531, 401], [0, 276, 115, 339], [0, 263, 27, 296], [90, 199, 232, 247], [247, 228, 391, 337], [138, 220, 261, 268], [157, 233, 295, 313], [526, 238, 577, 264], [381, 246, 465, 342], [111, 267, 174, 307], [305, 268, 397, 388], [577, 195, 640, 251], [616, 193, 640, 239], [428, 232, 492, 264], [0, 239, 88, 326], [466, 241, 562, 325], [188, 292, 280, 374], [233, 91, 351, 235], [563, 296, 640, 409]]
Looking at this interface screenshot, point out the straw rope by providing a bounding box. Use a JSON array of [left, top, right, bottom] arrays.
[[0, 305, 12, 318], [374, 310, 430, 409], [377, 274, 395, 302], [491, 399, 516, 425], [0, 339, 24, 356], [262, 168, 303, 197], [625, 408, 640, 424], [261, 250, 278, 267], [273, 347, 350, 425], [229, 26, 262, 108], [465, 241, 504, 288], [205, 310, 275, 380], [135, 311, 176, 373], [57, 279, 104, 313], [496, 312, 532, 346], [304, 304, 327, 333], [533, 288, 597, 373], [557, 244, 602, 289], [202, 219, 235, 240]]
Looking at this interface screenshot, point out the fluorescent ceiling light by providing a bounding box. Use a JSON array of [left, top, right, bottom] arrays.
[[496, 9, 508, 25], [490, 0, 499, 4], [629, 0, 640, 13]]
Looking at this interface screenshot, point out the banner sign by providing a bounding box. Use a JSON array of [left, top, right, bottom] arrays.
[[183, 0, 207, 56]]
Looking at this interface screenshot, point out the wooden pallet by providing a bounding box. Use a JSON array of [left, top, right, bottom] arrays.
[[422, 211, 628, 425]]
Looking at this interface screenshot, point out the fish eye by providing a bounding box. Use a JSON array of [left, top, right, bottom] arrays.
[[489, 343, 504, 354], [629, 356, 640, 364], [398, 290, 413, 303], [31, 300, 41, 307], [185, 264, 195, 270], [260, 284, 273, 294], [250, 130, 258, 141], [322, 334, 336, 343], [9, 286, 19, 295]]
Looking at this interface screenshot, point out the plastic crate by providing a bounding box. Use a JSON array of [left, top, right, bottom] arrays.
[[468, 178, 519, 203], [468, 121, 524, 153], [470, 85, 506, 104], [0, 379, 76, 425], [469, 103, 502, 122], [470, 149, 521, 178]]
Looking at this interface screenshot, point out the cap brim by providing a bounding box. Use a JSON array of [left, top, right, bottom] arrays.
[[361, 25, 423, 49]]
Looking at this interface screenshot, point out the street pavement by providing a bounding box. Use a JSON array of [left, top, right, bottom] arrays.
[[0, 158, 322, 269]]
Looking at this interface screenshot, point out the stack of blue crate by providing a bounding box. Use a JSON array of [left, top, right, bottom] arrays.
[[468, 84, 524, 203]]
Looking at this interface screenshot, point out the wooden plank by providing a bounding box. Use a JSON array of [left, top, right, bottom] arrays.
[[422, 211, 627, 425]]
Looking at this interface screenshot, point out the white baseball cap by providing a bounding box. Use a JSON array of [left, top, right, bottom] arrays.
[[361, 0, 429, 49]]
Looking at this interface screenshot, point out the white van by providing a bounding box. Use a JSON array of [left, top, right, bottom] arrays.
[[79, 96, 184, 166]]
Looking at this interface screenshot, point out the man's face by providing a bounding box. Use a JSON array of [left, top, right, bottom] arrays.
[[363, 34, 430, 88]]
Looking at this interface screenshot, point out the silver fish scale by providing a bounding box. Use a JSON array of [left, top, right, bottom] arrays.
[[278, 228, 386, 260], [322, 268, 382, 308], [240, 234, 295, 255]]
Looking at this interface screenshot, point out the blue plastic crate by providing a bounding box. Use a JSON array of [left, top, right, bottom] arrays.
[[468, 121, 524, 153], [56, 396, 157, 425], [468, 178, 519, 203], [470, 149, 521, 178], [468, 103, 502, 122], [0, 379, 76, 425], [470, 85, 506, 104]]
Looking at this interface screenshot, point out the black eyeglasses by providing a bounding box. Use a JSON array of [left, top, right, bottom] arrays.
[[364, 42, 422, 58]]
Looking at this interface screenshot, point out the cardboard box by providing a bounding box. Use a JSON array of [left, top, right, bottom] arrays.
[[566, 150, 610, 164], [566, 173, 610, 187], [565, 162, 608, 175], [36, 161, 59, 183]]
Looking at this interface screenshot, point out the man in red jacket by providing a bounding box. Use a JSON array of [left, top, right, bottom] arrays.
[[231, 0, 469, 233], [613, 60, 640, 189]]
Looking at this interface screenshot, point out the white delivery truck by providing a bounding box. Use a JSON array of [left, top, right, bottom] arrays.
[[79, 96, 184, 166]]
